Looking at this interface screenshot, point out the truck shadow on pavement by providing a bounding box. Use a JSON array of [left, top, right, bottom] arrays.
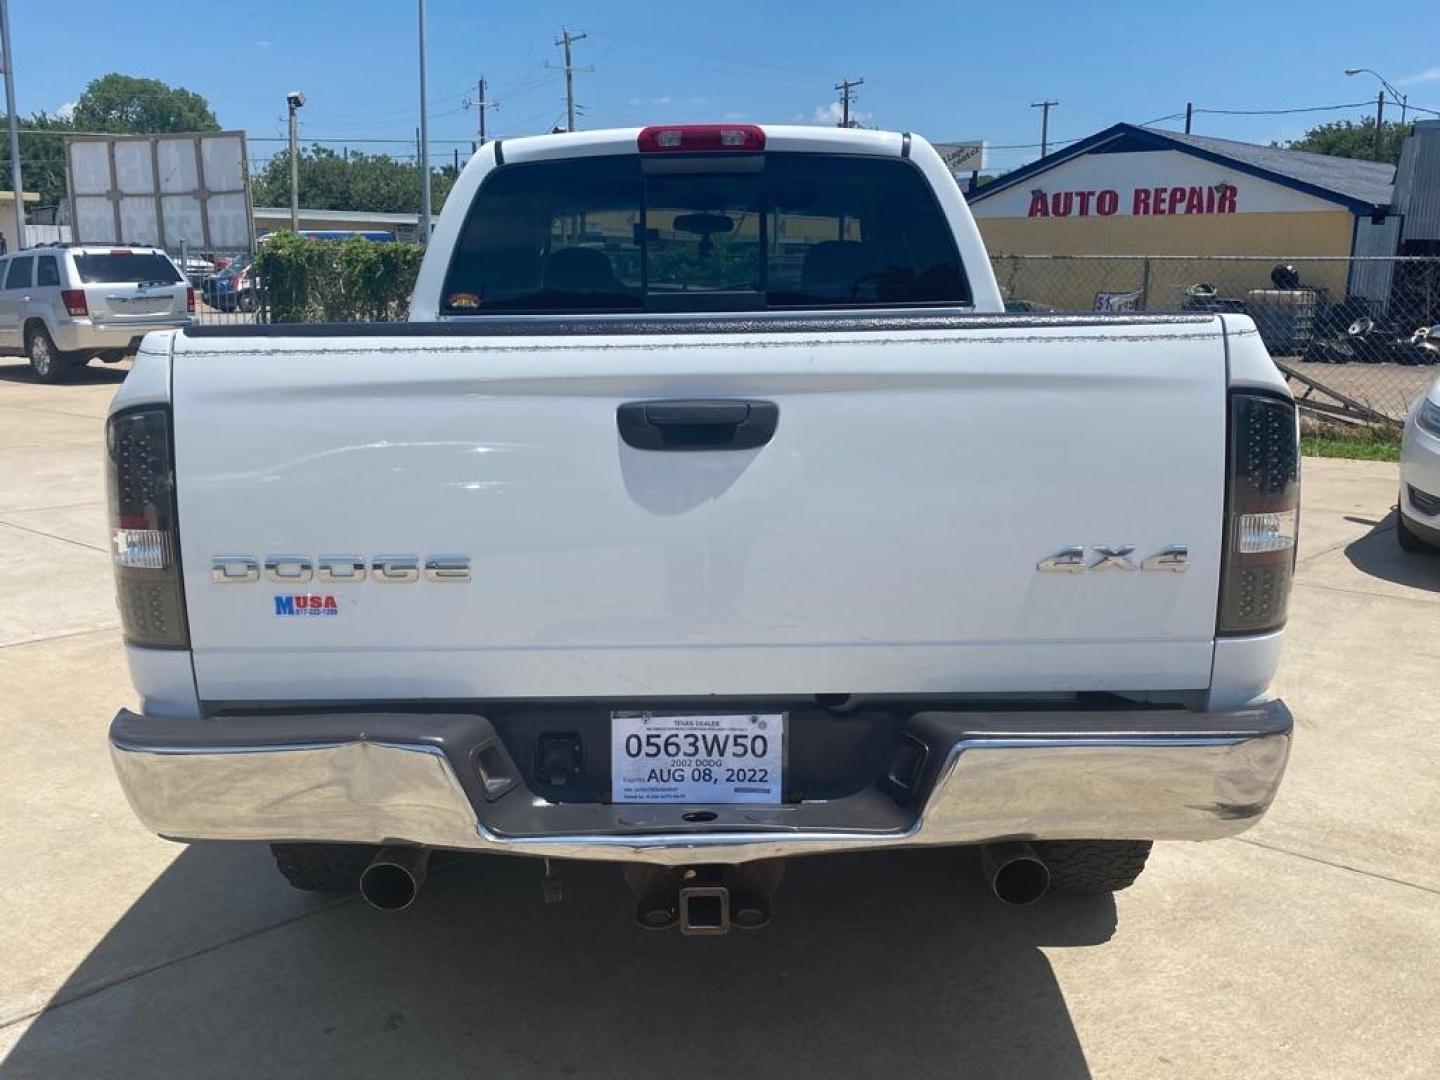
[[0, 362, 128, 386], [4, 843, 1113, 1079], [1344, 510, 1440, 592]]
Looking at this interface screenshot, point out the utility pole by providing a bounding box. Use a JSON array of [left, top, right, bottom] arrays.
[[417, 0, 431, 244], [834, 77, 864, 127], [1373, 90, 1385, 162], [466, 75, 497, 151], [553, 28, 588, 133], [0, 0, 24, 249], [1184, 102, 1193, 134], [1031, 100, 1058, 157]]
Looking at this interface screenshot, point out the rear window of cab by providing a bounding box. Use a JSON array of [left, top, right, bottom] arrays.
[[441, 153, 970, 315]]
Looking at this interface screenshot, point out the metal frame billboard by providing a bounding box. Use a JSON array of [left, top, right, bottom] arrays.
[[65, 130, 253, 250]]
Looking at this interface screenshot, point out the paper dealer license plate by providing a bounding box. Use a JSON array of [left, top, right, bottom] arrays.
[[610, 712, 785, 804]]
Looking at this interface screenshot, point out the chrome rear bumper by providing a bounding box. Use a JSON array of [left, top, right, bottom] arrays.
[[54, 317, 191, 353], [109, 702, 1292, 866]]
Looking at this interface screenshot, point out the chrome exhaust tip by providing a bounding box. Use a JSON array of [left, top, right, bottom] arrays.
[[980, 841, 1051, 906], [359, 845, 430, 911]]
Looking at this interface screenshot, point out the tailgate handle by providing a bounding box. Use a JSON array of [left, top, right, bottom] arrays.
[[618, 399, 779, 451]]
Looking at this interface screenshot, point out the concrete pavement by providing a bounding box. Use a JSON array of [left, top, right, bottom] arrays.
[[1, 357, 1437, 1079]]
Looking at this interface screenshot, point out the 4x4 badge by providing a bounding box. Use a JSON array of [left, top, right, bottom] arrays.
[[1038, 545, 1187, 573]]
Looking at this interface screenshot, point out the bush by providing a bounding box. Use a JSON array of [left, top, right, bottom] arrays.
[[253, 233, 425, 323]]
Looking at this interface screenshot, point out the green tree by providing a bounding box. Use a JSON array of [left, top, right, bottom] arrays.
[[1280, 118, 1408, 165], [72, 73, 219, 134], [252, 145, 458, 214], [0, 110, 74, 211]]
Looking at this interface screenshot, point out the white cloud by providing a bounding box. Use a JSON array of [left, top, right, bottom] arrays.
[[810, 101, 871, 126], [723, 111, 747, 121], [256, 39, 273, 48], [628, 95, 673, 106], [56, 101, 76, 120], [1399, 66, 1440, 84]]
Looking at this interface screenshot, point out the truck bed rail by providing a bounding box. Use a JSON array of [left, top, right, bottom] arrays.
[[183, 311, 1216, 340]]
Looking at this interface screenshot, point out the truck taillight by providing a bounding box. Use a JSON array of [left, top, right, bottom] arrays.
[[107, 406, 189, 648], [637, 124, 765, 153], [1218, 392, 1299, 635], [186, 287, 195, 313], [61, 289, 88, 316]]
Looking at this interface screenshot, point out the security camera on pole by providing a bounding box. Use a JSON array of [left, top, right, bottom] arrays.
[[286, 90, 306, 233]]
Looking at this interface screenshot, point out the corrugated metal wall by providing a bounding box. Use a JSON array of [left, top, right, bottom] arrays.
[[1394, 120, 1440, 242], [1349, 216, 1403, 309]]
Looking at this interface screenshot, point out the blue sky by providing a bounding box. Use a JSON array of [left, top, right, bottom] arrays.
[[10, 0, 1440, 174]]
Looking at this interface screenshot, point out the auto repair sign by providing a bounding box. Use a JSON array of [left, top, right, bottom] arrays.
[[970, 149, 1341, 220]]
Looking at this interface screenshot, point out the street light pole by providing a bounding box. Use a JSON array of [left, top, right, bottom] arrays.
[[0, 0, 25, 250], [417, 0, 431, 244], [1344, 68, 1408, 156]]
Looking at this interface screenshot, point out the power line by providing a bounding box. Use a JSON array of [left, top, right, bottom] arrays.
[[1194, 99, 1375, 116]]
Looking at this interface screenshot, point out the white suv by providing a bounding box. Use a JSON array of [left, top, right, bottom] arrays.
[[0, 244, 193, 382]]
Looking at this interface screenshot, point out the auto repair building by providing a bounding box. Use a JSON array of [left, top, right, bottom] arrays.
[[966, 123, 1396, 311]]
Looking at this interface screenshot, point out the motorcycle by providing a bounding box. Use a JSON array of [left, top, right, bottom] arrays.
[[1303, 317, 1439, 366]]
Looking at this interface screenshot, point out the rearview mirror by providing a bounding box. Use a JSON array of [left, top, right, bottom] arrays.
[[673, 213, 734, 237]]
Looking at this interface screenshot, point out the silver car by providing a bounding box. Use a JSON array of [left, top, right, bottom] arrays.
[[1399, 370, 1440, 552], [0, 244, 193, 382]]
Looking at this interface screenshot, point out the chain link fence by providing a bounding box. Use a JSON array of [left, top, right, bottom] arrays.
[[989, 254, 1440, 422], [166, 245, 259, 327]]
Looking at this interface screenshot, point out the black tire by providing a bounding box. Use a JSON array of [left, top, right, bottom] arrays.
[[26, 324, 74, 383], [270, 842, 379, 893], [1397, 507, 1436, 553], [1033, 839, 1152, 895]]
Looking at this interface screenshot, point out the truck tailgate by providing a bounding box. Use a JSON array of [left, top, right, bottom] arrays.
[[171, 319, 1228, 702]]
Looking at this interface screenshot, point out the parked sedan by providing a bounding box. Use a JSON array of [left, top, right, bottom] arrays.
[[201, 257, 259, 313], [1399, 370, 1440, 552]]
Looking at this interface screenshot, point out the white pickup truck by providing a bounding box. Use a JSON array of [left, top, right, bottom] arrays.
[[106, 125, 1297, 933]]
